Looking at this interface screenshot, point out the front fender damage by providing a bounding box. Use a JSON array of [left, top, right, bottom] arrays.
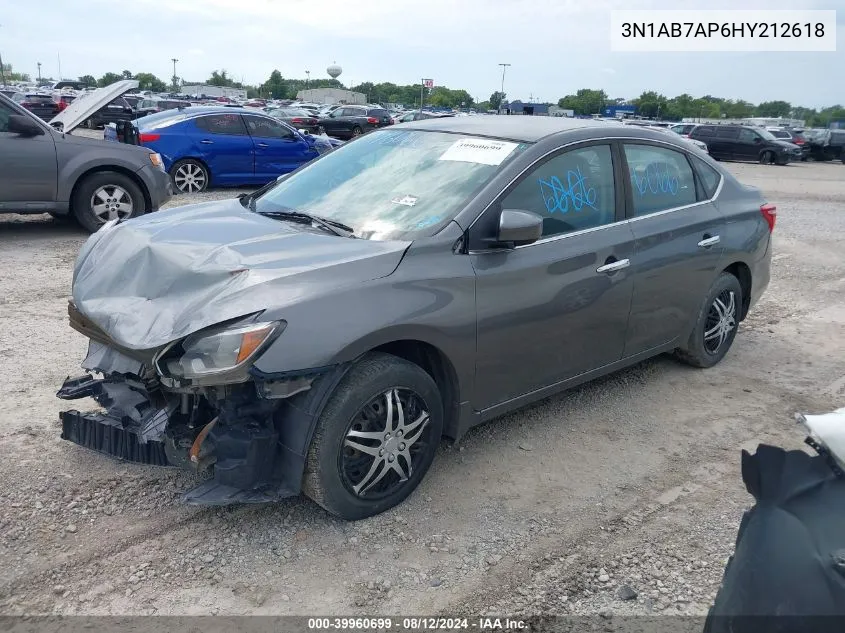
[[57, 353, 351, 506]]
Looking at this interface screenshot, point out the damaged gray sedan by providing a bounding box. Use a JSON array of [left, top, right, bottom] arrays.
[[58, 117, 773, 519]]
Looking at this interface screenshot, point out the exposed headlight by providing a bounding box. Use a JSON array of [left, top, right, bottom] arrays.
[[149, 152, 165, 170], [158, 321, 283, 380]]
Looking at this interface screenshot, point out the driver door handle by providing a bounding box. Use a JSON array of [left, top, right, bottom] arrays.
[[698, 235, 721, 248], [596, 259, 630, 274], [200, 139, 213, 144], [256, 142, 269, 148]]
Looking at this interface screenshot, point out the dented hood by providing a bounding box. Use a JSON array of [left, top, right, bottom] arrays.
[[71, 199, 411, 350]]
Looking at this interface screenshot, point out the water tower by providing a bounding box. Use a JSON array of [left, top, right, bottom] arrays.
[[327, 62, 342, 80]]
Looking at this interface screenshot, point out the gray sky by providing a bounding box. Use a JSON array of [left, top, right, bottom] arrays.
[[2, 0, 842, 108]]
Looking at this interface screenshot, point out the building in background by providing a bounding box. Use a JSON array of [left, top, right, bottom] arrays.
[[603, 104, 636, 119], [548, 105, 574, 117], [180, 84, 247, 99], [295, 88, 365, 105], [501, 100, 553, 115]]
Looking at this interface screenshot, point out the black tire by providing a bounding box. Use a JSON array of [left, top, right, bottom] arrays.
[[169, 159, 209, 194], [759, 150, 775, 165], [675, 272, 743, 369], [302, 352, 444, 520], [72, 171, 145, 233], [350, 126, 363, 138]]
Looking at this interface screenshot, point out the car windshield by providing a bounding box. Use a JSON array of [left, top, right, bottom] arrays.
[[253, 129, 528, 240]]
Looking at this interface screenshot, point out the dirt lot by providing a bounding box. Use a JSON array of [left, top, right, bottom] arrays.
[[1, 159, 844, 618]]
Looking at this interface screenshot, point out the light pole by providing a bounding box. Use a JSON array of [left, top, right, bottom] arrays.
[[498, 63, 510, 114], [305, 70, 310, 90], [37, 62, 42, 84], [0, 24, 6, 86], [171, 58, 179, 91]]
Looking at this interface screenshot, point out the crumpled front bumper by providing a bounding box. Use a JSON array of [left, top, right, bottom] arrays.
[[58, 374, 171, 466], [56, 338, 348, 507]]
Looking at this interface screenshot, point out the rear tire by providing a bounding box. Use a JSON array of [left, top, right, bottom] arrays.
[[72, 171, 145, 233], [351, 126, 363, 138], [675, 272, 743, 369], [170, 159, 209, 194], [302, 353, 443, 520]]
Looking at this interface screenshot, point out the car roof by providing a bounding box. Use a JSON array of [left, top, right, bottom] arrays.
[[397, 115, 619, 142]]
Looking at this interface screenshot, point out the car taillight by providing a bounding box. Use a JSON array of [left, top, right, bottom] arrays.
[[291, 117, 303, 123], [139, 133, 160, 142], [794, 138, 804, 145], [56, 101, 67, 111], [760, 203, 776, 232], [366, 117, 379, 124]]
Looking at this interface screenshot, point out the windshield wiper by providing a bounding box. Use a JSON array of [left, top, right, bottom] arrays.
[[259, 210, 356, 238]]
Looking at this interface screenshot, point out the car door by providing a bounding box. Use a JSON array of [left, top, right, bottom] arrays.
[[470, 142, 636, 409], [321, 108, 347, 135], [620, 142, 726, 358], [0, 99, 58, 208], [192, 113, 255, 184], [243, 114, 317, 180], [735, 127, 762, 161]]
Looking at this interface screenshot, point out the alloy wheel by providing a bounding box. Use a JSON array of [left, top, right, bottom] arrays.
[[174, 163, 207, 193], [340, 388, 432, 499], [89, 185, 134, 222], [703, 289, 736, 354]]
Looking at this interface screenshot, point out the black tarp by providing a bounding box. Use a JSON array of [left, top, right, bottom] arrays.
[[705, 444, 845, 633]]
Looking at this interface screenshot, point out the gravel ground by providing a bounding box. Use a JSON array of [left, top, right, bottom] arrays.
[[1, 149, 844, 620]]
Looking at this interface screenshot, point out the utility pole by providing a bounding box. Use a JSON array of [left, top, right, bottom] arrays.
[[37, 62, 42, 84], [171, 58, 179, 91], [498, 63, 510, 114]]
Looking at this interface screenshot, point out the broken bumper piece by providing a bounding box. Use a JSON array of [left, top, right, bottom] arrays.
[[56, 373, 300, 506], [60, 409, 170, 466], [58, 374, 172, 466]]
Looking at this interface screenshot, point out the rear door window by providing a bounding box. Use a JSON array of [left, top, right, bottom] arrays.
[[623, 144, 698, 216], [715, 127, 739, 139], [690, 155, 722, 199], [195, 113, 249, 135]]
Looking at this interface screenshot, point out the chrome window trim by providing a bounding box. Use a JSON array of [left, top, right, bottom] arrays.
[[466, 135, 724, 255]]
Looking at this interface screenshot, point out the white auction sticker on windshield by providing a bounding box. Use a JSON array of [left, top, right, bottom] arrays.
[[391, 194, 418, 207], [438, 138, 519, 166]]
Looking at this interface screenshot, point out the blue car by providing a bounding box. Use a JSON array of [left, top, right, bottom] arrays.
[[130, 106, 342, 194]]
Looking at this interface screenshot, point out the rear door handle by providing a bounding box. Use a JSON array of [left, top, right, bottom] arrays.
[[200, 139, 213, 144], [698, 235, 720, 248], [596, 259, 630, 274]]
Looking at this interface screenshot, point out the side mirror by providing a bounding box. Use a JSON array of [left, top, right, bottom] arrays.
[[495, 209, 543, 247], [299, 129, 311, 135], [8, 114, 45, 137], [753, 137, 762, 144]]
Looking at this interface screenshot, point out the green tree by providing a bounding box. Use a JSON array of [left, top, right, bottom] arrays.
[[489, 91, 505, 111], [208, 70, 235, 87], [558, 89, 607, 116], [755, 100, 791, 118], [97, 72, 123, 87], [121, 70, 133, 80], [78, 75, 96, 87], [260, 70, 288, 99], [134, 72, 167, 92]]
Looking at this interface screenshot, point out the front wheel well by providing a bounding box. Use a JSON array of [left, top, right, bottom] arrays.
[[723, 262, 752, 320], [70, 166, 152, 214], [371, 340, 460, 440]]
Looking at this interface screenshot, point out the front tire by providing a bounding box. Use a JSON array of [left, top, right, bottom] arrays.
[[675, 272, 743, 368], [170, 159, 209, 194], [72, 171, 144, 233], [302, 353, 444, 520], [759, 150, 775, 165]]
